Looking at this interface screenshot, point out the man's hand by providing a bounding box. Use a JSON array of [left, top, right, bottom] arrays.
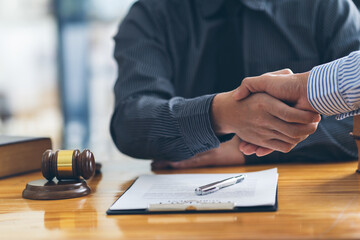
[[232, 69, 317, 112], [151, 136, 245, 169], [211, 91, 319, 154]]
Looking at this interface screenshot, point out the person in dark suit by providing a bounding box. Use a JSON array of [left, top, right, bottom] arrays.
[[111, 0, 360, 168]]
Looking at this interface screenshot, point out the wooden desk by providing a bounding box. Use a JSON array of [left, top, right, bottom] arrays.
[[1, 159, 360, 239]]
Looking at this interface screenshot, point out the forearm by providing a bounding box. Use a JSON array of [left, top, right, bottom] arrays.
[[308, 51, 360, 119], [112, 3, 224, 161], [110, 94, 220, 161]]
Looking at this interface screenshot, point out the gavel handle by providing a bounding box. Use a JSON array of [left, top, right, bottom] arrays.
[[353, 115, 360, 173]]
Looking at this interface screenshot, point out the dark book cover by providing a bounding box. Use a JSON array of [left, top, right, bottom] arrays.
[[0, 136, 52, 178]]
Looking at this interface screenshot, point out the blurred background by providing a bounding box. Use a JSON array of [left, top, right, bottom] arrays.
[[0, 0, 359, 162], [0, 0, 136, 161]]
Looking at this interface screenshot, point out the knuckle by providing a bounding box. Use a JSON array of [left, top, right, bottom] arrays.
[[310, 123, 318, 134], [258, 127, 268, 136], [254, 101, 265, 111], [298, 123, 317, 136], [281, 109, 290, 121], [282, 144, 294, 153], [302, 114, 315, 124], [301, 135, 310, 141], [271, 129, 280, 136], [288, 128, 301, 138], [272, 140, 295, 153], [242, 77, 251, 84], [289, 137, 302, 144], [283, 68, 293, 74]]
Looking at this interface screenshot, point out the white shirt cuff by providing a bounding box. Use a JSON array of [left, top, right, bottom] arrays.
[[308, 57, 353, 117]]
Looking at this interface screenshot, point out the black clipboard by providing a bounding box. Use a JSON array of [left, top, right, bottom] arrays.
[[106, 180, 278, 215], [106, 201, 278, 215]]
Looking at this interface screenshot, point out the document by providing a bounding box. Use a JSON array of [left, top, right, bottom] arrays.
[[108, 168, 278, 213]]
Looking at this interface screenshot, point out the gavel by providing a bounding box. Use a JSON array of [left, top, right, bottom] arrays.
[[23, 149, 98, 200], [41, 149, 95, 181]]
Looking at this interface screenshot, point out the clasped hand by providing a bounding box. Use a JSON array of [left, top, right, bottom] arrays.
[[212, 69, 320, 157], [230, 69, 320, 156]]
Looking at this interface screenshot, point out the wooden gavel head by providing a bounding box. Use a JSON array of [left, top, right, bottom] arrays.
[[41, 149, 95, 181]]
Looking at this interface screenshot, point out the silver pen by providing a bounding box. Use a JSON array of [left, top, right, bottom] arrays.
[[195, 174, 246, 196]]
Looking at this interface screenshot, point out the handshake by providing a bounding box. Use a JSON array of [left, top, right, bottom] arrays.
[[212, 69, 320, 157], [152, 69, 323, 170]]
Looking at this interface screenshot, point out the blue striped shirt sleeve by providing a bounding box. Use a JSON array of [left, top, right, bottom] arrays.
[[308, 51, 360, 120]]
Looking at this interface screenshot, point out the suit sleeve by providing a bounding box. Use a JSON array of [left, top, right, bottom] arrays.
[[110, 2, 220, 161]]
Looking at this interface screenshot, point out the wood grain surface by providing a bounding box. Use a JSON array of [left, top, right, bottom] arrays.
[[1, 158, 360, 239]]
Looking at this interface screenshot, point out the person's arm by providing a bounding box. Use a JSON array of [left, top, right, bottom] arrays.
[[286, 0, 358, 163], [111, 2, 319, 162], [309, 51, 360, 119], [111, 2, 220, 161]]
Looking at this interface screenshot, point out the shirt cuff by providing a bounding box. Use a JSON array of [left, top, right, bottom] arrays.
[[336, 109, 360, 120], [174, 94, 220, 155], [308, 57, 353, 116]]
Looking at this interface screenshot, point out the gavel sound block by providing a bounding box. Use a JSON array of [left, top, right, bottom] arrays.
[[22, 149, 96, 200]]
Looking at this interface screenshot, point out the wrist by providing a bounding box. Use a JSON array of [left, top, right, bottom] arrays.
[[210, 92, 234, 135], [295, 71, 317, 112], [298, 71, 309, 99]]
